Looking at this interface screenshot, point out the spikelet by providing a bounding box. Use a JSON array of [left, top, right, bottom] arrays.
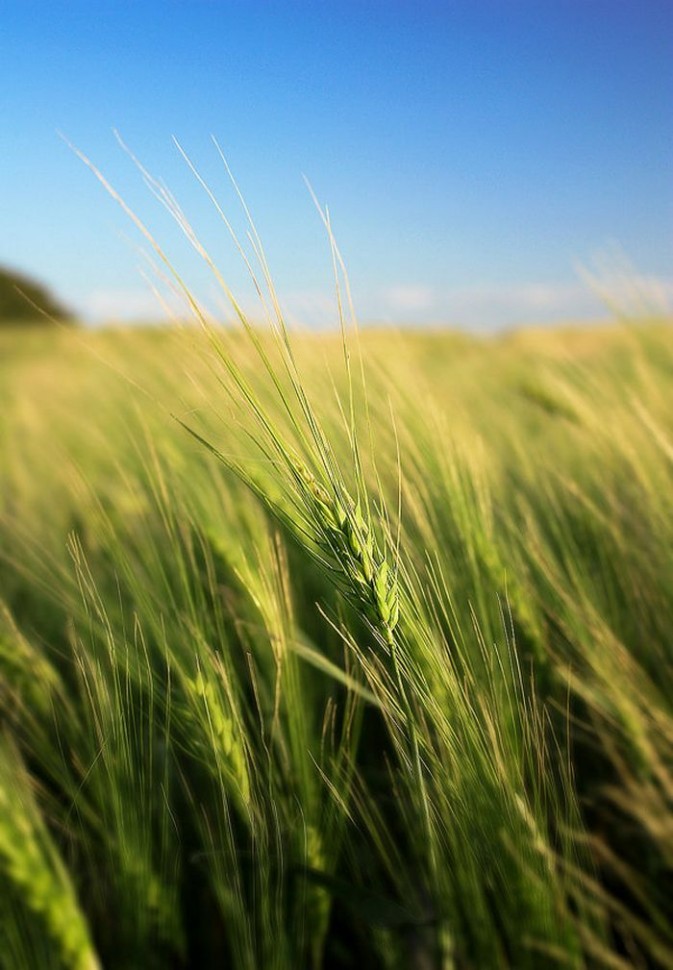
[[289, 456, 399, 644], [190, 668, 251, 807], [0, 736, 100, 970]]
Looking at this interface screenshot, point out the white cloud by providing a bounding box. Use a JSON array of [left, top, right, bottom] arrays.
[[374, 276, 672, 329], [80, 283, 342, 330], [278, 289, 339, 330], [440, 282, 597, 328], [80, 287, 185, 323], [579, 270, 673, 320], [382, 285, 437, 314], [77, 274, 673, 331], [366, 280, 598, 329]]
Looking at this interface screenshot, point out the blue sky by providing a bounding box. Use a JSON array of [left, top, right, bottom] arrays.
[[2, 0, 671, 328]]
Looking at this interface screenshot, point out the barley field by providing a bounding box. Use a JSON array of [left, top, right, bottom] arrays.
[[2, 308, 673, 968]]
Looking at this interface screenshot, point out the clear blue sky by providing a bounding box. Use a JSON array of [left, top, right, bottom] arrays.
[[2, 0, 672, 328]]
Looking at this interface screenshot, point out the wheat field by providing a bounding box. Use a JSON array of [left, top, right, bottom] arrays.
[[2, 310, 673, 968]]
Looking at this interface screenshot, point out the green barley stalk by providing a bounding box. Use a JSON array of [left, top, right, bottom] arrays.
[[0, 734, 100, 970]]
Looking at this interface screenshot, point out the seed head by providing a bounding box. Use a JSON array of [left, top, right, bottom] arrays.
[[289, 455, 399, 638]]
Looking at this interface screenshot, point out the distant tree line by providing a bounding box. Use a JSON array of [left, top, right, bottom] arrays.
[[0, 266, 72, 324]]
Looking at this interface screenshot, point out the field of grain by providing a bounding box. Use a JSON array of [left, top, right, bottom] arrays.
[[2, 315, 673, 969]]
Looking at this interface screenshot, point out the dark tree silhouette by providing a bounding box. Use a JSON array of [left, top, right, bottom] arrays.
[[0, 266, 72, 323]]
